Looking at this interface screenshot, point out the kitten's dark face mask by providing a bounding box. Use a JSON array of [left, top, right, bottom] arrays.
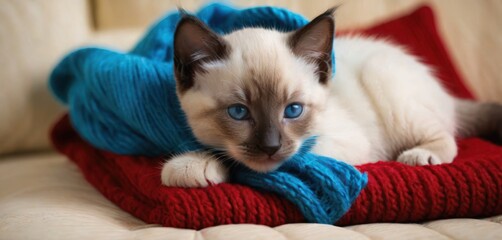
[[173, 9, 335, 172]]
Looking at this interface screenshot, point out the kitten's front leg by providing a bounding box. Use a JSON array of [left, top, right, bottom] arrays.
[[161, 152, 228, 188], [397, 133, 457, 166]]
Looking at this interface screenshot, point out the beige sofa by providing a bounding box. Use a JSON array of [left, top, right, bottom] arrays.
[[1, 1, 501, 239]]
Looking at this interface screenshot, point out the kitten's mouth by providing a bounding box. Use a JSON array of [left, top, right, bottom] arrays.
[[225, 143, 298, 172], [230, 150, 291, 172], [240, 155, 287, 173]]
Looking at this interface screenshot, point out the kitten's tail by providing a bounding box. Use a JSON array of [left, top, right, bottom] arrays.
[[455, 98, 502, 144]]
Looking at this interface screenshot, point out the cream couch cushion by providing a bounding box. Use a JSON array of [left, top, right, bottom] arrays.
[[0, 153, 502, 240], [0, 0, 90, 154], [1, 152, 501, 240], [0, 0, 141, 155]]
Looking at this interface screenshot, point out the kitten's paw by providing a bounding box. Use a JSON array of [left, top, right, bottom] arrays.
[[397, 148, 442, 166], [161, 152, 228, 188]]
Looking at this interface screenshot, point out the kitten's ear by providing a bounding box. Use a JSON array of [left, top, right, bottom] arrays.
[[173, 15, 228, 93], [289, 8, 336, 84]]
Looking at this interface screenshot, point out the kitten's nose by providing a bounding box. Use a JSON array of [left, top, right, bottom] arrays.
[[258, 144, 281, 157], [257, 125, 281, 157]]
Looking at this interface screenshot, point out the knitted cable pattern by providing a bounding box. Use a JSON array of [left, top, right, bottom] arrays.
[[51, 115, 502, 229]]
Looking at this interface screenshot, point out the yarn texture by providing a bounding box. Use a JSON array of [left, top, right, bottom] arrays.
[[49, 3, 365, 224], [51, 116, 502, 229]]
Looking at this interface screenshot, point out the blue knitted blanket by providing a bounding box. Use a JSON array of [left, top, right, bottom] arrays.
[[49, 3, 367, 224]]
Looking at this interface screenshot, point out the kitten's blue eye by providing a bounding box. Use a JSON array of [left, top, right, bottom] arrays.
[[284, 103, 303, 119], [227, 104, 250, 120]]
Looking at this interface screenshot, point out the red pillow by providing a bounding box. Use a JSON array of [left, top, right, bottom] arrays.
[[51, 5, 501, 229], [350, 6, 474, 99]]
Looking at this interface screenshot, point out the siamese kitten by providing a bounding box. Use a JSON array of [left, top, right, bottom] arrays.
[[161, 8, 502, 188]]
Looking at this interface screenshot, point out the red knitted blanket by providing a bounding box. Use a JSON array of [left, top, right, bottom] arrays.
[[51, 6, 502, 229]]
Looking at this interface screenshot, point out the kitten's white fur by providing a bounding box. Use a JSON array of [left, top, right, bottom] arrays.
[[313, 36, 456, 165], [162, 30, 456, 187], [161, 152, 227, 187]]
